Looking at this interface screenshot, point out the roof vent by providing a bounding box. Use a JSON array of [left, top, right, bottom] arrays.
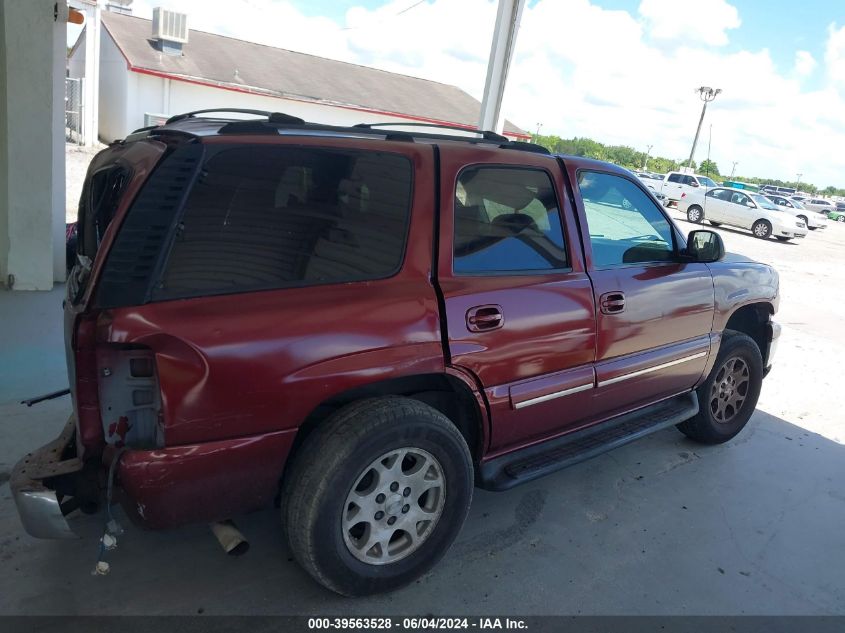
[[152, 7, 188, 55]]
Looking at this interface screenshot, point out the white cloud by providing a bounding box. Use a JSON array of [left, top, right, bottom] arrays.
[[794, 50, 817, 77], [638, 0, 741, 46], [825, 22, 845, 86], [115, 0, 845, 187]]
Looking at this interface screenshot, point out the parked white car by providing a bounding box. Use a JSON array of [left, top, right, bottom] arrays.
[[678, 187, 808, 241], [659, 171, 719, 207], [762, 194, 826, 230]]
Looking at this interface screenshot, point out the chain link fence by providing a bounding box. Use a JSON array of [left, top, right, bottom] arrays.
[[65, 77, 84, 145]]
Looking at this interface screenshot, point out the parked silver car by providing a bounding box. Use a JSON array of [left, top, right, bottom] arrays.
[[762, 195, 826, 230]]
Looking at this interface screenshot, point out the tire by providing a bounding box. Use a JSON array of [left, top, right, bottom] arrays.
[[709, 220, 722, 227], [837, 215, 845, 223], [677, 332, 763, 445], [687, 205, 704, 223], [282, 397, 473, 596], [752, 219, 772, 239]]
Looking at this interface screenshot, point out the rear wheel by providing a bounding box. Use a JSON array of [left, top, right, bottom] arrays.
[[677, 332, 763, 444], [752, 219, 772, 239], [837, 215, 845, 223], [687, 205, 704, 223], [282, 397, 473, 596]]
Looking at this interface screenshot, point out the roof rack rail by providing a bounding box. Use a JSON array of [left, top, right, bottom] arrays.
[[166, 108, 277, 125], [354, 121, 509, 143]]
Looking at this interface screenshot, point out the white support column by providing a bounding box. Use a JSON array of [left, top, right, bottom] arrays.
[[0, 0, 67, 290], [81, 1, 100, 146], [478, 0, 525, 134], [52, 1, 67, 281]]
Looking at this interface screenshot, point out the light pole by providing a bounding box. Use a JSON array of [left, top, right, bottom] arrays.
[[642, 144, 653, 170], [687, 86, 722, 169], [796, 173, 802, 186], [730, 161, 738, 178]]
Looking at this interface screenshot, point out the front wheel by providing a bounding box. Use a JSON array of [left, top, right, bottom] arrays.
[[282, 397, 473, 596], [677, 332, 763, 444], [837, 215, 845, 223], [752, 219, 772, 239], [687, 205, 704, 223]]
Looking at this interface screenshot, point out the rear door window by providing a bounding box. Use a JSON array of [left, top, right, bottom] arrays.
[[452, 167, 568, 274], [153, 146, 413, 300], [667, 173, 683, 183]]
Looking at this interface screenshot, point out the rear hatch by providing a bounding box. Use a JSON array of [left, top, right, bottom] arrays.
[[64, 139, 169, 457]]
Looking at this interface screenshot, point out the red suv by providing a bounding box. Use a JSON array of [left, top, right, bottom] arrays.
[[13, 110, 780, 596]]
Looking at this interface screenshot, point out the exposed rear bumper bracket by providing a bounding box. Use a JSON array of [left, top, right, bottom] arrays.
[[11, 416, 84, 539]]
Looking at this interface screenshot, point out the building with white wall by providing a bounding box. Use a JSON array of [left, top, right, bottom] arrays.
[[69, 10, 528, 144]]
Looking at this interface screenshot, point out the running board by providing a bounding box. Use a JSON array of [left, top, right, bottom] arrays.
[[478, 391, 699, 491]]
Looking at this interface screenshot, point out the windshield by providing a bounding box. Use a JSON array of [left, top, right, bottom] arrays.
[[751, 194, 779, 210], [698, 176, 718, 188]]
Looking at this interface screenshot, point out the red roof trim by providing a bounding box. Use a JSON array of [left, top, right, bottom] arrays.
[[126, 65, 531, 140]]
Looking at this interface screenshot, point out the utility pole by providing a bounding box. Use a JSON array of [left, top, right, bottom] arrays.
[[730, 161, 738, 178], [687, 86, 722, 169], [642, 144, 653, 170]]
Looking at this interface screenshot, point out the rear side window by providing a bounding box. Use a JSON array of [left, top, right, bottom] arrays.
[[153, 146, 412, 300], [667, 173, 683, 183], [453, 167, 568, 274], [78, 167, 130, 258]]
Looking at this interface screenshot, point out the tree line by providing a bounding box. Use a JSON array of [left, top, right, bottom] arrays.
[[531, 134, 845, 197]]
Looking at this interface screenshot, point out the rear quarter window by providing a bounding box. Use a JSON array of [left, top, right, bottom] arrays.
[[152, 146, 413, 300]]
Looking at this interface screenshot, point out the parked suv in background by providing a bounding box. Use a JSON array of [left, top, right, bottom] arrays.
[[12, 110, 781, 597], [802, 198, 836, 215]]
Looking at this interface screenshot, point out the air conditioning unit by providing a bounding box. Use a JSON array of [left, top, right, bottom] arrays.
[[152, 8, 189, 44]]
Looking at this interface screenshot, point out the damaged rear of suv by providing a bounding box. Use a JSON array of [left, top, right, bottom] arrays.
[[13, 109, 781, 596]]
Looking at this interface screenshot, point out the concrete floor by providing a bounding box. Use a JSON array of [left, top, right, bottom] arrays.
[[1, 221, 844, 615]]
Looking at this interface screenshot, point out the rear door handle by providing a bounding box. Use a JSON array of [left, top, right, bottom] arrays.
[[466, 304, 504, 332], [600, 291, 626, 315]]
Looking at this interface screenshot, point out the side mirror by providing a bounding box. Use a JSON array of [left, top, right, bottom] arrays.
[[685, 230, 725, 263], [689, 181, 700, 188], [745, 200, 756, 208]]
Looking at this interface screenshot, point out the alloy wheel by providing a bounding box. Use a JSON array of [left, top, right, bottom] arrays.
[[342, 447, 446, 565], [709, 357, 750, 423]]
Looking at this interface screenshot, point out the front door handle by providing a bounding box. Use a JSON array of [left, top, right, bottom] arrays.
[[466, 304, 504, 332], [600, 291, 626, 315]]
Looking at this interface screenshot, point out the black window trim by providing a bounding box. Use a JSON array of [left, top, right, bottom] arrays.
[[450, 163, 573, 277], [575, 168, 683, 271], [149, 143, 417, 304]]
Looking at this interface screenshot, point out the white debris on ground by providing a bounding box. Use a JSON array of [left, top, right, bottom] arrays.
[[66, 142, 106, 223]]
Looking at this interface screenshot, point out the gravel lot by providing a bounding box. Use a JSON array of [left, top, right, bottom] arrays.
[[0, 190, 843, 616]]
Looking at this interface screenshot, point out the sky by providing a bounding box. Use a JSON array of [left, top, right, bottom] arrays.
[[89, 0, 845, 187]]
